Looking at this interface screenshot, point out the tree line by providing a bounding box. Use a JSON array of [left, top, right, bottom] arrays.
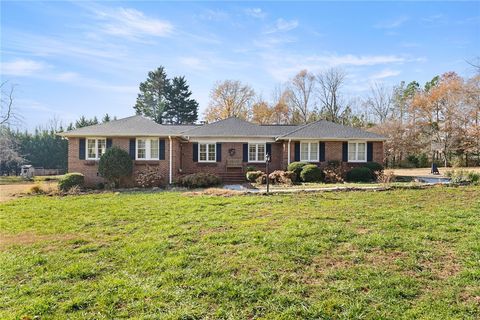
[[1, 64, 478, 174]]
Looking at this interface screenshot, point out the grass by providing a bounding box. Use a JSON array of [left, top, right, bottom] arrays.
[[0, 175, 64, 185], [1, 186, 479, 319]]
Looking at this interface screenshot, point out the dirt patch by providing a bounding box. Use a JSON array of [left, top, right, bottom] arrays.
[[0, 232, 78, 250], [0, 182, 58, 202], [183, 188, 245, 197]]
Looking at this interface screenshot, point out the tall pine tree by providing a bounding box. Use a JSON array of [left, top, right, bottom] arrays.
[[133, 67, 169, 124], [133, 67, 199, 124], [164, 76, 199, 124]]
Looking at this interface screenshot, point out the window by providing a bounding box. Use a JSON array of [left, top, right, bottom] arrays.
[[300, 142, 318, 162], [248, 143, 266, 162], [199, 143, 216, 162], [348, 142, 367, 162], [136, 138, 159, 160], [86, 138, 106, 160]]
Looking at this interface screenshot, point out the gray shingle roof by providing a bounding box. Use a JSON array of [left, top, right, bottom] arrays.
[[59, 115, 385, 140], [59, 115, 198, 137], [278, 120, 385, 140], [182, 117, 302, 137]]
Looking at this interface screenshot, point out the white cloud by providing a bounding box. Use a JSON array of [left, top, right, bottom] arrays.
[[375, 16, 409, 29], [179, 57, 207, 71], [1, 59, 46, 76], [245, 8, 266, 19], [260, 52, 408, 81], [198, 9, 229, 21], [265, 18, 299, 34], [371, 69, 401, 80], [94, 7, 173, 38]]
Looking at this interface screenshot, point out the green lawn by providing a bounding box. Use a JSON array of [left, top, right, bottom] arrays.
[[1, 187, 479, 319]]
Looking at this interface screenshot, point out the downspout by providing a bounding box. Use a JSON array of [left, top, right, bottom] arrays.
[[168, 136, 173, 185], [287, 139, 291, 165]]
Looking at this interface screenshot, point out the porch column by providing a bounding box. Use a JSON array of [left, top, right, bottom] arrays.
[[287, 139, 291, 165]]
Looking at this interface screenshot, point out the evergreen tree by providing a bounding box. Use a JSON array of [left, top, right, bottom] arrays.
[[75, 116, 98, 128], [164, 76, 199, 124], [133, 67, 199, 124], [133, 67, 169, 124], [102, 113, 111, 123]]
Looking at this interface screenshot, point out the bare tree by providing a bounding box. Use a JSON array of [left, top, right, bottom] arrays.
[[204, 80, 255, 122], [316, 68, 346, 123], [271, 85, 291, 124], [1, 81, 19, 126], [288, 70, 316, 124], [363, 83, 393, 123]]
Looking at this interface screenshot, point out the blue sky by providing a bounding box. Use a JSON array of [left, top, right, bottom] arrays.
[[1, 1, 479, 130]]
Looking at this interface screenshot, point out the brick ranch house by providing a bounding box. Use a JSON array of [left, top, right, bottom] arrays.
[[60, 116, 385, 186]]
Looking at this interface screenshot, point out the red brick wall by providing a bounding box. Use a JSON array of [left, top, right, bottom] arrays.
[[180, 142, 283, 175], [67, 137, 177, 187], [68, 137, 385, 186]]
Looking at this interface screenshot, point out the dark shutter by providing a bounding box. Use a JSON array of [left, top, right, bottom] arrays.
[[216, 143, 222, 162], [367, 142, 373, 162], [243, 143, 248, 162], [342, 142, 348, 162], [266, 143, 272, 159], [129, 139, 136, 160], [319, 142, 325, 162], [79, 138, 86, 160], [106, 138, 112, 149], [193, 143, 198, 162], [159, 139, 165, 160], [294, 142, 300, 162]]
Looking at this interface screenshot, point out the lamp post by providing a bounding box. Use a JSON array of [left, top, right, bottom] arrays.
[[265, 153, 271, 194]]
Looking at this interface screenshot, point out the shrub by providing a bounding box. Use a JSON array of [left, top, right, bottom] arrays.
[[246, 171, 264, 182], [245, 166, 257, 172], [406, 155, 419, 168], [255, 173, 267, 184], [177, 173, 222, 189], [376, 170, 396, 184], [327, 160, 341, 168], [300, 164, 324, 182], [417, 153, 429, 167], [445, 170, 480, 184], [363, 162, 383, 172], [58, 173, 85, 191], [268, 170, 296, 185], [345, 167, 374, 182], [135, 165, 163, 188], [29, 184, 44, 194], [98, 147, 133, 188], [287, 162, 309, 181]]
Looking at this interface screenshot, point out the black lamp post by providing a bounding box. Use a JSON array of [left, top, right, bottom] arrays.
[[265, 153, 271, 194]]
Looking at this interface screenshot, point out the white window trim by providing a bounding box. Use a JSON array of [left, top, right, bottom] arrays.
[[136, 138, 159, 160], [248, 143, 266, 163], [86, 137, 106, 160], [300, 141, 319, 162], [348, 141, 367, 163], [198, 142, 217, 163]]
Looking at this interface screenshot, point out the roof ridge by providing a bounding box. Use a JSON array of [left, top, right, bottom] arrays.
[[277, 120, 318, 138]]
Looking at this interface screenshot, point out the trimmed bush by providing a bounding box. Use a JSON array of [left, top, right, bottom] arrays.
[[245, 166, 257, 172], [287, 162, 309, 181], [363, 162, 383, 172], [346, 167, 374, 182], [300, 164, 324, 182], [135, 165, 163, 188], [177, 173, 222, 188], [268, 170, 296, 185], [246, 171, 264, 182], [98, 147, 133, 188], [58, 173, 84, 191]]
